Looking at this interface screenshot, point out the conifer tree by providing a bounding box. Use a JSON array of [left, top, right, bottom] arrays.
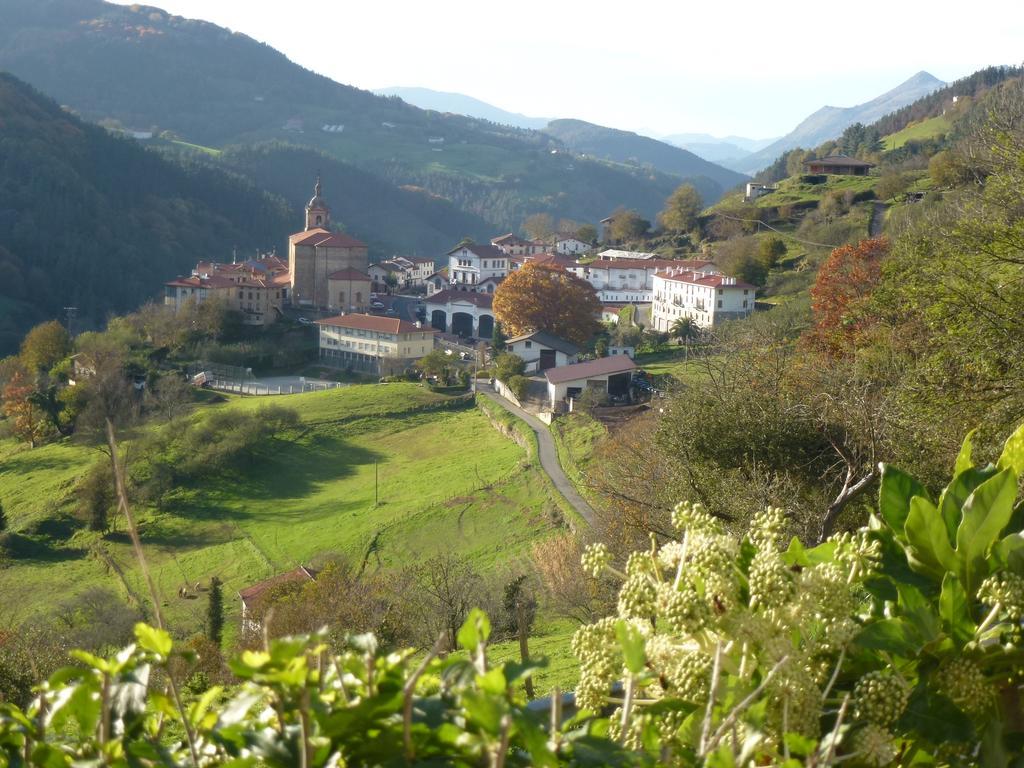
[[207, 576, 224, 647]]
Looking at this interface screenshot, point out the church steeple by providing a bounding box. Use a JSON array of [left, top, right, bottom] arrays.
[[305, 175, 330, 231]]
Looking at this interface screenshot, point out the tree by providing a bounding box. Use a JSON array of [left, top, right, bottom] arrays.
[[494, 353, 525, 382], [383, 272, 399, 294], [576, 224, 598, 244], [147, 374, 193, 423], [0, 499, 6, 532], [594, 337, 608, 357], [75, 461, 114, 533], [493, 262, 601, 345], [491, 321, 507, 352], [2, 371, 53, 448], [757, 236, 787, 269], [416, 349, 451, 382], [806, 237, 888, 356], [207, 576, 224, 648], [522, 213, 554, 242], [669, 316, 696, 342], [607, 208, 650, 243], [400, 551, 487, 650], [659, 183, 703, 232], [19, 320, 71, 375]]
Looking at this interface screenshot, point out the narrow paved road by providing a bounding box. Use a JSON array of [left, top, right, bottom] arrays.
[[477, 384, 595, 526]]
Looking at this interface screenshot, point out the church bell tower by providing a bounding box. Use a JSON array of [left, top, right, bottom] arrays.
[[305, 176, 330, 231]]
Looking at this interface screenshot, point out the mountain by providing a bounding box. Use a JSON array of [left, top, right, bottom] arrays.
[[0, 73, 293, 353], [661, 133, 777, 153], [374, 87, 551, 130], [734, 71, 947, 174], [542, 119, 747, 195], [0, 0, 727, 233]]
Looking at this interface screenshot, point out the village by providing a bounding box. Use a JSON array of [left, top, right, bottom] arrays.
[[163, 177, 755, 415]]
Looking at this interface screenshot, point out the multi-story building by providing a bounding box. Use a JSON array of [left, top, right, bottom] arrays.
[[288, 178, 369, 309], [491, 233, 546, 257], [315, 313, 437, 375], [580, 257, 717, 303], [164, 254, 291, 326], [447, 243, 509, 291], [651, 267, 755, 330], [326, 268, 372, 313]]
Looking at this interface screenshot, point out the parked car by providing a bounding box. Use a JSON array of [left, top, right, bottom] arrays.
[[385, 307, 397, 316], [371, 301, 385, 309], [297, 317, 313, 325]]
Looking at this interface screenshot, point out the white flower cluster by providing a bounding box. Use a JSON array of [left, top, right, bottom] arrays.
[[574, 501, 879, 748], [854, 671, 909, 727], [978, 571, 1024, 621], [935, 658, 993, 717]]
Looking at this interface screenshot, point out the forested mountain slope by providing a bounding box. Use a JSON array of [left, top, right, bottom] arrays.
[[0, 73, 293, 353], [0, 0, 737, 229]]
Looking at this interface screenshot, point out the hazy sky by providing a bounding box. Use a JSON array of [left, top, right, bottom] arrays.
[[117, 0, 1022, 138]]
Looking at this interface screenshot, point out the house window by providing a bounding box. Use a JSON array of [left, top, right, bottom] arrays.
[[717, 300, 723, 308], [743, 300, 748, 308], [356, 292, 362, 303], [743, 289, 749, 295], [339, 291, 346, 305], [525, 341, 532, 349], [238, 291, 243, 299]]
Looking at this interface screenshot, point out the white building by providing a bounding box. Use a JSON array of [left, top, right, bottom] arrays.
[[316, 313, 437, 374], [448, 243, 510, 291], [425, 289, 496, 339], [581, 258, 717, 303], [651, 268, 755, 331], [505, 331, 580, 372], [545, 356, 637, 410], [597, 249, 659, 260], [554, 236, 591, 256], [491, 233, 547, 257]]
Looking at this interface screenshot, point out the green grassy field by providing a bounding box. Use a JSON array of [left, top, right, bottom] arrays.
[[748, 174, 878, 209], [883, 115, 951, 150], [0, 384, 566, 641]]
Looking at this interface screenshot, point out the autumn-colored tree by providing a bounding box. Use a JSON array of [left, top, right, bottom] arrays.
[[575, 224, 598, 244], [607, 208, 650, 244], [492, 262, 601, 345], [522, 213, 554, 241], [19, 320, 71, 375], [659, 183, 703, 232], [806, 236, 888, 356], [2, 371, 54, 448]]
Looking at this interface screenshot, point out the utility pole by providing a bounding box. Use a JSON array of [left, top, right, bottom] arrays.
[[374, 461, 379, 506], [63, 306, 78, 337]]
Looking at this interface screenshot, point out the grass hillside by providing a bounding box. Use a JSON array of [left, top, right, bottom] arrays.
[[0, 384, 565, 642], [882, 114, 951, 149]]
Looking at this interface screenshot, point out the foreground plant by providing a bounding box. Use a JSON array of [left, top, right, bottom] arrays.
[[575, 423, 1024, 766]]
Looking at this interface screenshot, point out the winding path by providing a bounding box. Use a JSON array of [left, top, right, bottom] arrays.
[[477, 384, 595, 526], [869, 202, 889, 238]]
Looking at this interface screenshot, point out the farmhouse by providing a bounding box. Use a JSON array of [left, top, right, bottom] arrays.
[[425, 289, 495, 338], [545, 355, 637, 410], [553, 235, 591, 256], [316, 313, 436, 374], [491, 233, 547, 257], [803, 155, 875, 176], [505, 331, 580, 372], [651, 267, 755, 330]]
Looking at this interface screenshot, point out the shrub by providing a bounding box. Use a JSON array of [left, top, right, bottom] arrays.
[[494, 352, 526, 382], [506, 374, 529, 401]]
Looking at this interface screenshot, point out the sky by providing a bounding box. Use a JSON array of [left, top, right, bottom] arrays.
[[116, 0, 1023, 139]]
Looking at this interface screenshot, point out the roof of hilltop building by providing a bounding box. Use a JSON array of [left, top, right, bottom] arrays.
[[545, 355, 637, 384], [447, 242, 506, 258], [586, 257, 716, 272], [506, 331, 580, 356], [289, 227, 367, 249], [424, 289, 494, 308], [316, 313, 434, 335], [654, 269, 756, 290]]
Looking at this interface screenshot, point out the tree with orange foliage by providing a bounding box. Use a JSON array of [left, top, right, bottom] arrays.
[[492, 262, 601, 345], [807, 236, 888, 356], [2, 371, 54, 448]]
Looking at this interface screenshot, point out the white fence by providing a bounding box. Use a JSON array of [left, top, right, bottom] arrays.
[[206, 378, 345, 396]]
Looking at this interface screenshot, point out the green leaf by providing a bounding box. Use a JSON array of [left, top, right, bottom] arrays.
[[904, 495, 958, 578], [957, 469, 1017, 593], [879, 464, 929, 534], [476, 668, 507, 696], [134, 623, 172, 657], [781, 536, 808, 568], [457, 609, 491, 652], [996, 422, 1024, 476], [939, 573, 974, 645], [954, 429, 977, 476], [855, 618, 925, 657], [615, 619, 646, 675], [980, 718, 1009, 768], [939, 466, 999, 544]]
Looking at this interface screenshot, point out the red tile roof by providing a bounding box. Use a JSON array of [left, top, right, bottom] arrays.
[[239, 566, 316, 607], [545, 356, 637, 384], [424, 289, 493, 308], [654, 270, 755, 290], [316, 313, 435, 334], [327, 268, 372, 281], [290, 227, 367, 249], [586, 257, 715, 271]]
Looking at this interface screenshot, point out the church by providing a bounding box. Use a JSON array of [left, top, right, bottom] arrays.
[[288, 178, 370, 309]]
